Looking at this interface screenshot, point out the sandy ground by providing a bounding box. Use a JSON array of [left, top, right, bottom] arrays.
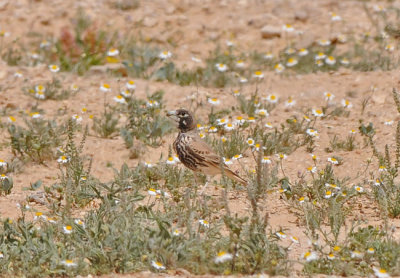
[[1, 0, 400, 277]]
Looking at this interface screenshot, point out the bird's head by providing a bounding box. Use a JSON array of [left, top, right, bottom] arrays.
[[167, 108, 196, 132]]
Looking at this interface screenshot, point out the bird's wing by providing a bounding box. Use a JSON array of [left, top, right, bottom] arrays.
[[187, 135, 221, 166]]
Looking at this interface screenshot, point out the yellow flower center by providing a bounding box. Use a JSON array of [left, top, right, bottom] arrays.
[[102, 83, 110, 89], [333, 246, 341, 251], [66, 225, 72, 230]]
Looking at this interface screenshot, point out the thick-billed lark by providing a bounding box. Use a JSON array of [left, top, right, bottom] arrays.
[[167, 108, 247, 189]]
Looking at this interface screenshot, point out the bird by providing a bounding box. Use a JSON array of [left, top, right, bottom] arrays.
[[167, 108, 247, 190]]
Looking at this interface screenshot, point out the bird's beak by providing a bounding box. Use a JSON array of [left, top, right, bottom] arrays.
[[167, 110, 179, 122]]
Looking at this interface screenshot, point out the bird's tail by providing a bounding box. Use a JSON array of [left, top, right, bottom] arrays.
[[224, 168, 248, 186]]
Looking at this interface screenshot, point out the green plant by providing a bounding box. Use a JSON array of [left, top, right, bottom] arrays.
[[121, 90, 173, 147], [8, 115, 64, 163], [92, 105, 119, 138]]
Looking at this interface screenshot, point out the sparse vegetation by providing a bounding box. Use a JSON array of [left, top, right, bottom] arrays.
[[1, 1, 400, 277]]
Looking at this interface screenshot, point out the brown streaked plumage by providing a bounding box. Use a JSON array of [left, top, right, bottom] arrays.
[[167, 108, 247, 186]]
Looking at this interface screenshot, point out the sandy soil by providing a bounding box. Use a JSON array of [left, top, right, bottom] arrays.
[[1, 0, 400, 277]]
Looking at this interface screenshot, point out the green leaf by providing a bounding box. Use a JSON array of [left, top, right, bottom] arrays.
[[31, 180, 43, 190]]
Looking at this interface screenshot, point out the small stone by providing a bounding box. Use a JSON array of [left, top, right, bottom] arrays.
[[209, 31, 220, 41], [143, 16, 158, 27], [295, 10, 308, 22], [261, 25, 281, 39], [0, 70, 6, 80], [89, 63, 124, 74], [166, 5, 176, 14]]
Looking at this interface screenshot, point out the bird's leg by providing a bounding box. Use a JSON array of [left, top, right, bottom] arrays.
[[193, 172, 200, 191], [199, 178, 209, 196]]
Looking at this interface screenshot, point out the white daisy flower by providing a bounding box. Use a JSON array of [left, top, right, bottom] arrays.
[[215, 63, 228, 72], [48, 64, 60, 73], [298, 48, 309, 56], [151, 260, 166, 270], [125, 80, 136, 90], [255, 109, 269, 117], [71, 114, 82, 123], [327, 157, 339, 165], [302, 251, 318, 262], [208, 98, 220, 105], [63, 225, 73, 234], [100, 83, 111, 93], [159, 51, 172, 60], [61, 260, 77, 267], [373, 267, 390, 278], [214, 251, 233, 263], [107, 48, 119, 57], [199, 219, 210, 228], [114, 95, 127, 104]]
